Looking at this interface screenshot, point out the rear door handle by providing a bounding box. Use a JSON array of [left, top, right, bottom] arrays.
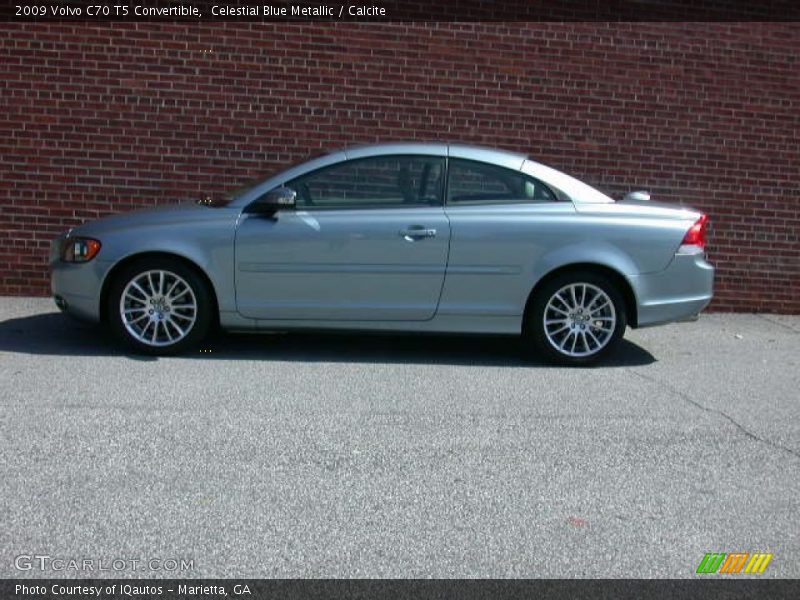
[[399, 226, 437, 241]]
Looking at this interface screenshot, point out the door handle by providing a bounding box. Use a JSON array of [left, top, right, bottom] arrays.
[[399, 226, 437, 241]]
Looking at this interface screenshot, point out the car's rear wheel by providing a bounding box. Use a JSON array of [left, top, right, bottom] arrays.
[[523, 271, 627, 366], [108, 257, 212, 355]]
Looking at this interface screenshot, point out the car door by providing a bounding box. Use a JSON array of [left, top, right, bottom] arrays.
[[234, 154, 450, 321], [438, 157, 577, 319]]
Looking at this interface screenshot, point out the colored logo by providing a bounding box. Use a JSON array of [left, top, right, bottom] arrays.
[[696, 553, 773, 574]]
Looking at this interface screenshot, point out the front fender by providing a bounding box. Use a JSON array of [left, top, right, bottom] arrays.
[[78, 212, 238, 315]]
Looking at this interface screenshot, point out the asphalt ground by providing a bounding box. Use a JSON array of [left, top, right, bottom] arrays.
[[0, 297, 798, 578]]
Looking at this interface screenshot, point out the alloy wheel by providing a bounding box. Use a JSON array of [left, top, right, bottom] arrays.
[[543, 282, 617, 357], [119, 269, 198, 347]]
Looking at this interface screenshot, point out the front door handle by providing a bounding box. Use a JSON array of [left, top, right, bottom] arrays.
[[399, 226, 437, 241]]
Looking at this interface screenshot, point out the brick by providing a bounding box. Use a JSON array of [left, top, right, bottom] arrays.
[[0, 22, 797, 314]]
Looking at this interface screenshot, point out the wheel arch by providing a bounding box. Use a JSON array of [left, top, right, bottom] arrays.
[[99, 251, 220, 326], [523, 263, 638, 329]]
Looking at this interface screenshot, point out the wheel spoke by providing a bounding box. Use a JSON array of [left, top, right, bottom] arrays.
[[591, 317, 614, 324], [130, 281, 149, 300], [165, 278, 180, 298], [168, 317, 184, 336], [547, 305, 571, 317], [584, 290, 601, 310], [170, 311, 193, 321], [170, 287, 190, 302], [546, 318, 569, 326], [559, 331, 574, 351], [554, 292, 572, 311], [581, 329, 600, 352]]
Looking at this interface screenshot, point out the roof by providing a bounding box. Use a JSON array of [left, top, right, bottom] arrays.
[[341, 142, 528, 170]]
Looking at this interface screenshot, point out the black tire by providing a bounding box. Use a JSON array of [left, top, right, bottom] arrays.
[[107, 256, 212, 355], [523, 270, 627, 366]]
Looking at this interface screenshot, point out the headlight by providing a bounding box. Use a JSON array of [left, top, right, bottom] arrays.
[[61, 237, 102, 262]]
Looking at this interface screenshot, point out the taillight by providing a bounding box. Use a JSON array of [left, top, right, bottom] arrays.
[[61, 237, 102, 262], [682, 214, 708, 249]]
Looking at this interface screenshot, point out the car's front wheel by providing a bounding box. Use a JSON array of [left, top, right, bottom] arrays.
[[108, 257, 212, 355], [524, 271, 627, 366]]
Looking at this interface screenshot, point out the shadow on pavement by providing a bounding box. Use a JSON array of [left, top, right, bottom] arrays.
[[0, 311, 657, 368]]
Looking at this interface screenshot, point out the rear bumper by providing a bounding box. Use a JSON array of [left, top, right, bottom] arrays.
[[631, 250, 714, 327]]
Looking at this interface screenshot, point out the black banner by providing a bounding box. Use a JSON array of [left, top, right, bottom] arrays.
[[2, 580, 800, 600], [3, 0, 800, 21]]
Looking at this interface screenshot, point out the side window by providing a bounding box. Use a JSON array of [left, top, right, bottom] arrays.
[[446, 159, 557, 204], [287, 155, 444, 209]]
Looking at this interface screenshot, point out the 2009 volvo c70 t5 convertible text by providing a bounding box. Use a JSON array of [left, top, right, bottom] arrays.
[[50, 143, 714, 365]]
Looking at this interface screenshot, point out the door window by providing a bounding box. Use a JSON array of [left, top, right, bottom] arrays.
[[287, 155, 444, 209], [447, 158, 557, 204]]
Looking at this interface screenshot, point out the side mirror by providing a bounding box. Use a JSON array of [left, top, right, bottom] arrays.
[[244, 186, 296, 216], [622, 190, 651, 202]]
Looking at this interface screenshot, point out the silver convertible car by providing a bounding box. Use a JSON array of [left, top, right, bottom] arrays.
[[50, 143, 713, 365]]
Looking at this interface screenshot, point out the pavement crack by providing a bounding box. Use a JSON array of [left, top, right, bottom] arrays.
[[629, 369, 800, 460], [757, 314, 800, 334]]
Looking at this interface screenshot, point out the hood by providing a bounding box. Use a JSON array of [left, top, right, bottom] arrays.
[[69, 201, 236, 237]]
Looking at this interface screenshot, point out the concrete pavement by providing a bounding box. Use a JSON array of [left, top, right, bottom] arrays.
[[0, 297, 798, 578]]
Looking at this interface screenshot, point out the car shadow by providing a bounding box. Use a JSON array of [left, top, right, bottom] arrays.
[[0, 312, 657, 368]]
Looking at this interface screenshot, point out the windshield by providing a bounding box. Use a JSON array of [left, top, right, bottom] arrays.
[[224, 152, 333, 202], [224, 176, 269, 200]]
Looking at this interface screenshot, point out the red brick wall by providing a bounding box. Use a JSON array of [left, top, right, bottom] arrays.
[[1, 22, 797, 312]]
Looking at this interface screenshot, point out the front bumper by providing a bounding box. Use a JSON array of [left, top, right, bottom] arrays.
[[49, 236, 108, 322], [630, 249, 714, 327]]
